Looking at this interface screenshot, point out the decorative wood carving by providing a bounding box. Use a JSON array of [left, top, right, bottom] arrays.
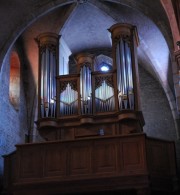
[[69, 143, 91, 176], [59, 79, 77, 92], [78, 62, 92, 69], [92, 140, 116, 174], [95, 74, 114, 89], [108, 23, 139, 46]]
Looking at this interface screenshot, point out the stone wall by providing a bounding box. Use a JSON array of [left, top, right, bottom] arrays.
[[139, 65, 177, 139], [139, 64, 180, 174], [0, 49, 27, 187]]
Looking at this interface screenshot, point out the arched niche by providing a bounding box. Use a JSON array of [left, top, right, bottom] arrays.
[[9, 51, 20, 110], [94, 54, 113, 71]]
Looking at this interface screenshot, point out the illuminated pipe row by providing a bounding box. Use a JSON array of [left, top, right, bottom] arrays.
[[95, 96, 115, 112], [60, 83, 78, 116], [95, 80, 115, 112], [40, 48, 57, 117], [109, 24, 139, 110], [77, 54, 93, 115], [80, 65, 92, 114], [36, 33, 59, 118], [116, 38, 134, 110], [60, 100, 78, 116]]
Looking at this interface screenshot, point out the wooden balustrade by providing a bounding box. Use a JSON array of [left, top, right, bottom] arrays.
[[3, 133, 178, 195]]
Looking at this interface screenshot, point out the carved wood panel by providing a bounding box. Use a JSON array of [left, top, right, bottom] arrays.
[[92, 140, 117, 174], [146, 140, 171, 176], [44, 144, 66, 177], [6, 134, 178, 195], [68, 142, 91, 176], [119, 138, 146, 174], [18, 146, 43, 180]]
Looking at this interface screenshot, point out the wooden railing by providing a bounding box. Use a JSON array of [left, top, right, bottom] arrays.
[[3, 133, 178, 195]]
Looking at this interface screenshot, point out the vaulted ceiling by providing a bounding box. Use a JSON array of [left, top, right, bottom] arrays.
[[17, 0, 174, 96]]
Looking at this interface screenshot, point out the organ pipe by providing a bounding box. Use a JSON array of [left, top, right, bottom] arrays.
[[59, 82, 78, 116], [76, 54, 93, 115], [36, 33, 59, 118], [95, 76, 115, 113], [109, 23, 140, 111]]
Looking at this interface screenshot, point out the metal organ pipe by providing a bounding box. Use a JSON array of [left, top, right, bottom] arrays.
[[59, 82, 78, 116], [76, 54, 93, 115], [125, 41, 134, 109], [36, 33, 59, 118], [109, 23, 140, 111], [80, 65, 92, 114], [95, 79, 115, 113]]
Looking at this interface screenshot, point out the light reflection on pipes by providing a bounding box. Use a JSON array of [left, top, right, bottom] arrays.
[[40, 47, 57, 118], [95, 80, 115, 112], [80, 65, 92, 115], [60, 83, 78, 116], [116, 38, 134, 110]]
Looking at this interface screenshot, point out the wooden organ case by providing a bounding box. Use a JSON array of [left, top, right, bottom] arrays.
[[3, 24, 179, 195], [36, 23, 144, 141]]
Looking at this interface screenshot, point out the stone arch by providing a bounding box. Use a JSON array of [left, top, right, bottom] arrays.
[[160, 0, 180, 138], [94, 54, 113, 71], [160, 0, 180, 50], [0, 0, 75, 71]]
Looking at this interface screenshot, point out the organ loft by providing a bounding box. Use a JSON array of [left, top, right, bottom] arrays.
[[3, 23, 179, 195]]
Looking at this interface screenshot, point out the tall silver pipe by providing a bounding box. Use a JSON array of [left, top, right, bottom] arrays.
[[36, 32, 59, 118]]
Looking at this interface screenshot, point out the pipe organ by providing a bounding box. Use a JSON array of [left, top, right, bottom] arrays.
[[4, 23, 178, 195], [36, 24, 144, 141]]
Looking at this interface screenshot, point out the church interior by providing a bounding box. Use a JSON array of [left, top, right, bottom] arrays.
[[0, 0, 180, 194]]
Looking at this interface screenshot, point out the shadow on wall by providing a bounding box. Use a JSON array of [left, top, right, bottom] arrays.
[[0, 37, 37, 189], [139, 64, 177, 140], [0, 176, 2, 193], [16, 37, 38, 142], [0, 49, 23, 180], [139, 64, 180, 177]]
